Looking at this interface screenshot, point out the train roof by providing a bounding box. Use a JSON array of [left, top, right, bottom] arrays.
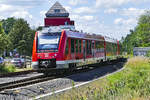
[[39, 25, 75, 33], [38, 26, 118, 43], [66, 31, 104, 41]]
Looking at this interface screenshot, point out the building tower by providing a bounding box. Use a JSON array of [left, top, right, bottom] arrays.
[[44, 1, 74, 27]]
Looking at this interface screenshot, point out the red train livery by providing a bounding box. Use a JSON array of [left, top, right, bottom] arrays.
[[32, 26, 120, 70]]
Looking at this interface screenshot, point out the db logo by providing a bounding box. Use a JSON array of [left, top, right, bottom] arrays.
[[45, 54, 49, 58]]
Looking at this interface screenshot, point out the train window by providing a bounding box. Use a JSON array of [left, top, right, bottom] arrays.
[[76, 40, 78, 53], [86, 40, 92, 54], [92, 41, 95, 48], [79, 40, 82, 53], [95, 41, 102, 53], [71, 39, 74, 53], [89, 41, 92, 54], [65, 39, 69, 55], [86, 40, 89, 54], [96, 41, 100, 49], [106, 42, 112, 53]]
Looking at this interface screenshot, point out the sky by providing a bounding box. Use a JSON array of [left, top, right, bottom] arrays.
[[0, 0, 150, 40]]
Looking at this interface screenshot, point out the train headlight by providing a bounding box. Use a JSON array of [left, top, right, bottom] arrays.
[[54, 54, 57, 56]]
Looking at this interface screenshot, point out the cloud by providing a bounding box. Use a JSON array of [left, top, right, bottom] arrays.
[[64, 6, 72, 13], [0, 4, 25, 13], [73, 7, 96, 14], [70, 14, 94, 21], [82, 16, 94, 21], [96, 0, 131, 8], [95, 0, 150, 8], [104, 8, 118, 14], [0, 0, 47, 7], [114, 18, 123, 25], [114, 18, 137, 27], [0, 4, 12, 12], [40, 10, 47, 16], [11, 11, 33, 19], [121, 8, 145, 17], [0, 4, 33, 20], [0, 16, 5, 20], [68, 0, 88, 6]]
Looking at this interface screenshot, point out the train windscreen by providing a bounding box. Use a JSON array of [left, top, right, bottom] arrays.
[[37, 32, 61, 52]]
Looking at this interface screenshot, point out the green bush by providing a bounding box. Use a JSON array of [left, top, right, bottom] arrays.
[[0, 64, 16, 74], [146, 50, 150, 57]]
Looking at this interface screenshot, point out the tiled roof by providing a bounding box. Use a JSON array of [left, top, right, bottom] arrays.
[[46, 1, 69, 17]]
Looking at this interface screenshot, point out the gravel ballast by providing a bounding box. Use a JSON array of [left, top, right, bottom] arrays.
[[0, 72, 43, 84]]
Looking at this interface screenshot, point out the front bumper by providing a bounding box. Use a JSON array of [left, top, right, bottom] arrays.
[[32, 61, 39, 70], [38, 58, 56, 68]]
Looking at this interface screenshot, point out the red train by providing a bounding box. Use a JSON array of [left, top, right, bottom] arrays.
[[32, 26, 120, 71]]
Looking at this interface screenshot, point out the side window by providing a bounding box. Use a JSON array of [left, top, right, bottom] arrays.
[[86, 40, 89, 54], [71, 39, 74, 53], [65, 39, 69, 55], [79, 40, 82, 53], [89, 41, 92, 54], [92, 41, 95, 48], [76, 40, 78, 53]]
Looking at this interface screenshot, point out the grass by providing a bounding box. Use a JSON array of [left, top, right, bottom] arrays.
[[0, 62, 33, 74], [15, 67, 33, 72], [0, 63, 16, 74], [48, 56, 150, 100]]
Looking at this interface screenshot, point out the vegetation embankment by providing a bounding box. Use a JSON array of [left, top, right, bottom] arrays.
[[49, 57, 150, 100]]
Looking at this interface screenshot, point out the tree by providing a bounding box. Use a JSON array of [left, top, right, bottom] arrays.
[[9, 18, 35, 56], [1, 17, 17, 34], [0, 22, 8, 55], [121, 10, 150, 54]]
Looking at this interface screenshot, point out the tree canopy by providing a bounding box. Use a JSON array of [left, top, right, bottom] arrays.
[[0, 22, 8, 55], [0, 18, 35, 56], [8, 18, 35, 56], [1, 17, 17, 34], [122, 11, 150, 54]]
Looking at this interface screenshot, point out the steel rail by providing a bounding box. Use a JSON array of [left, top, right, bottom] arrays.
[[0, 70, 36, 78]]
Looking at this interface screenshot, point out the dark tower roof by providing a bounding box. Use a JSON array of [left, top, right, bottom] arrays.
[[46, 1, 69, 17]]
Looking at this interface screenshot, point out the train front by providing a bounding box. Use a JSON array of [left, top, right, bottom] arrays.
[[32, 28, 62, 70]]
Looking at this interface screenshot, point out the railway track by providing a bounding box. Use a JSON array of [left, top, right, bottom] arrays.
[[0, 70, 36, 78], [0, 68, 93, 92], [0, 75, 55, 92], [0, 58, 127, 92]]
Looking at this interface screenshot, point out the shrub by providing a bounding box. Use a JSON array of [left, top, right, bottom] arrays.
[[146, 50, 150, 57], [0, 63, 16, 74]]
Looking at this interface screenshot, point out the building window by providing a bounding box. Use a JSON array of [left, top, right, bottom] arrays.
[[54, 9, 60, 13]]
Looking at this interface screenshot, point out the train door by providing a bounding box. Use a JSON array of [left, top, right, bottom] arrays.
[[83, 40, 86, 61]]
